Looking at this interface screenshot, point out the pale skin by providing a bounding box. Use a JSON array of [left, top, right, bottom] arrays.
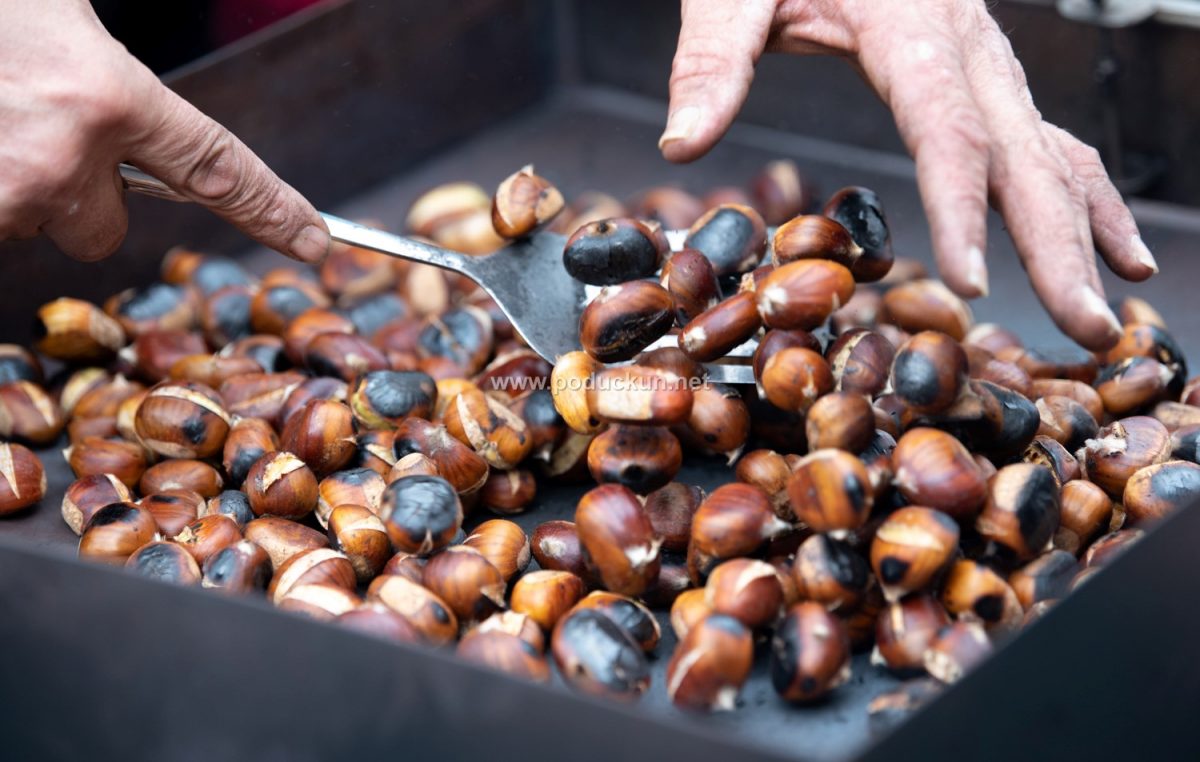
[[1, 0, 1153, 350]]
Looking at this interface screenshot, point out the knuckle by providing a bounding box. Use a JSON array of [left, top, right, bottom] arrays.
[[179, 129, 244, 205]]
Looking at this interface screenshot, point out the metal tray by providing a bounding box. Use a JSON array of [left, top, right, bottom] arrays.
[[3, 3, 1200, 760]]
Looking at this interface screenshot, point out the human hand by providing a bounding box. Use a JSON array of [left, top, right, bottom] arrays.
[[0, 0, 328, 264], [659, 0, 1158, 350]]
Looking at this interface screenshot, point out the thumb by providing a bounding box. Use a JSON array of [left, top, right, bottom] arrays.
[[127, 79, 329, 265], [660, 0, 775, 163]]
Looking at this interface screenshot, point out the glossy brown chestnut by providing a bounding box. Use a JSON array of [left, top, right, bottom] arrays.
[[579, 281, 675, 363], [368, 574, 459, 645], [660, 247, 721, 325], [392, 418, 489, 496], [666, 613, 754, 712], [892, 428, 987, 520], [509, 569, 585, 632], [670, 588, 713, 641], [751, 159, 810, 224], [475, 349, 553, 400], [421, 545, 507, 624], [1122, 460, 1200, 524], [416, 305, 494, 374], [1081, 416, 1171, 498], [890, 331, 968, 415], [220, 371, 306, 422], [491, 165, 563, 238], [770, 602, 852, 702], [443, 386, 532, 469], [327, 504, 391, 582], [734, 449, 792, 516], [1095, 357, 1174, 416], [976, 463, 1061, 560], [787, 449, 873, 534], [1036, 395, 1099, 452], [551, 607, 651, 700], [64, 437, 148, 489], [1053, 480, 1113, 555], [347, 370, 437, 429], [1022, 435, 1080, 487], [201, 539, 272, 594], [1152, 401, 1200, 432], [134, 381, 230, 459], [772, 215, 860, 269], [34, 298, 125, 362], [510, 389, 566, 461], [1083, 528, 1144, 568], [479, 469, 537, 515], [476, 610, 545, 653], [222, 416, 279, 488], [587, 424, 682, 495], [0, 380, 65, 445], [125, 541, 202, 585], [169, 354, 262, 389], [759, 347, 834, 414], [335, 600, 424, 644], [174, 514, 242, 567], [244, 451, 319, 520], [268, 547, 356, 604], [277, 583, 362, 620], [1030, 378, 1104, 421], [457, 629, 550, 682], [279, 399, 356, 477], [688, 483, 790, 582], [882, 280, 973, 341], [923, 622, 992, 684], [249, 281, 330, 336], [380, 552, 427, 584], [303, 332, 389, 382], [588, 366, 694, 426], [1008, 550, 1076, 609], [530, 519, 590, 579], [642, 482, 703, 553], [572, 591, 662, 653], [378, 474, 463, 554], [0, 442, 46, 516], [575, 483, 662, 597], [243, 516, 329, 570], [704, 558, 784, 629], [139, 459, 224, 498], [756, 259, 856, 331], [679, 291, 762, 363], [564, 217, 667, 285], [872, 594, 951, 673], [61, 473, 133, 534], [804, 393, 874, 455], [351, 429, 399, 477], [549, 351, 603, 435], [78, 503, 159, 565], [463, 519, 531, 582], [792, 534, 872, 613], [139, 490, 204, 539], [283, 308, 356, 365], [131, 330, 209, 382], [940, 560, 1024, 631], [870, 506, 959, 601]]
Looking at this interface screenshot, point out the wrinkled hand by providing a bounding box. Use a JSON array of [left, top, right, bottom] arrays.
[[0, 0, 328, 264], [659, 0, 1157, 350]]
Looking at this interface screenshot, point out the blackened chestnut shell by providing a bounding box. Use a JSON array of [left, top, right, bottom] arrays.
[[563, 219, 664, 285]]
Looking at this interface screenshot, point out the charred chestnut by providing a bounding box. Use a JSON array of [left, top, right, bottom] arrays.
[[139, 490, 203, 539], [125, 541, 201, 585], [134, 381, 230, 459], [975, 464, 1060, 560], [1122, 460, 1200, 524], [792, 534, 872, 613], [61, 473, 133, 534], [551, 608, 650, 700], [202, 490, 256, 528], [587, 424, 682, 495], [923, 622, 992, 684], [348, 370, 437, 429], [667, 614, 754, 712], [684, 203, 767, 277], [378, 474, 463, 554], [890, 332, 968, 415], [770, 602, 852, 702], [821, 186, 893, 282], [872, 594, 950, 673], [787, 449, 873, 534], [1081, 417, 1171, 498], [870, 506, 959, 601], [579, 281, 675, 363], [78, 503, 159, 565], [564, 217, 667, 285], [940, 559, 1023, 631]]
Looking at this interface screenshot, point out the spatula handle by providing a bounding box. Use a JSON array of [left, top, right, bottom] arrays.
[[118, 164, 475, 275]]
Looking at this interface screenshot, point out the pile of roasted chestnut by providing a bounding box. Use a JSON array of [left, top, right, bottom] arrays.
[[2, 158, 1200, 720]]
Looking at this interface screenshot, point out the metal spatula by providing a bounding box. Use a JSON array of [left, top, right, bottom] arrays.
[[120, 164, 756, 384]]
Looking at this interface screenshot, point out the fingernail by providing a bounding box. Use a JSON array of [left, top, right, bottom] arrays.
[[963, 245, 989, 297], [1081, 286, 1123, 337], [289, 224, 330, 264], [1130, 235, 1158, 273], [658, 106, 701, 150]]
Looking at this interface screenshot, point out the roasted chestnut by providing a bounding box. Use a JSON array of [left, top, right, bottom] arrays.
[[821, 186, 893, 282], [704, 558, 784, 628], [551, 608, 650, 700], [243, 516, 329, 570], [508, 569, 584, 632], [64, 437, 148, 489], [571, 591, 661, 653], [0, 344, 42, 385], [0, 442, 46, 516], [587, 424, 681, 495], [870, 506, 959, 601], [1122, 460, 1200, 524], [660, 247, 721, 325], [792, 534, 872, 613], [392, 418, 489, 496], [770, 602, 852, 702], [531, 519, 590, 579], [759, 347, 834, 414], [276, 583, 362, 620], [244, 451, 319, 520], [751, 159, 810, 224], [61, 473, 133, 534], [1083, 528, 1144, 568], [587, 366, 693, 426], [872, 594, 950, 673], [579, 281, 675, 363], [463, 519, 530, 582], [443, 386, 533, 469], [666, 614, 754, 712], [787, 449, 873, 534], [923, 622, 991, 684], [890, 331, 968, 415], [1022, 435, 1080, 487], [139, 490, 204, 539], [550, 351, 603, 435], [268, 547, 356, 604], [479, 469, 537, 515], [804, 392, 874, 453], [139, 459, 224, 498], [220, 371, 306, 422], [249, 281, 330, 336], [892, 428, 987, 520], [34, 298, 125, 362], [125, 541, 201, 585], [326, 504, 391, 582], [1081, 416, 1171, 498], [78, 503, 159, 565], [279, 399, 356, 477], [417, 305, 494, 374], [222, 416, 278, 488], [303, 332, 389, 382], [203, 490, 256, 528], [134, 381, 231, 459], [882, 280, 973, 341], [575, 483, 662, 597], [335, 600, 424, 644], [1008, 550, 1076, 609], [457, 629, 550, 682], [679, 291, 762, 362], [564, 217, 667, 285], [684, 203, 767, 277], [491, 165, 563, 238], [940, 560, 1023, 631], [756, 259, 856, 331], [0, 380, 65, 445], [348, 370, 437, 429], [283, 308, 356, 366], [1095, 357, 1174, 416], [420, 545, 506, 624], [378, 474, 462, 554], [174, 514, 242, 567], [1053, 479, 1113, 555], [976, 464, 1060, 560], [688, 483, 789, 582]]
